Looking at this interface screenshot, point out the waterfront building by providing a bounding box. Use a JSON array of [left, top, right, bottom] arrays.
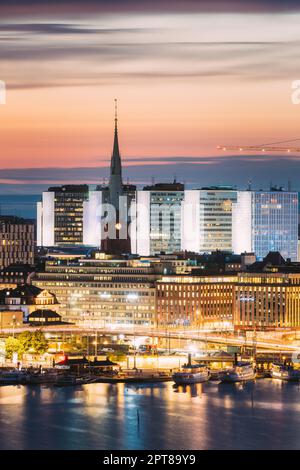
[[132, 182, 184, 256], [181, 187, 237, 254], [37, 185, 89, 247], [32, 255, 165, 327], [156, 275, 236, 329], [0, 216, 34, 268], [0, 284, 59, 320], [232, 190, 298, 261], [234, 272, 300, 329]]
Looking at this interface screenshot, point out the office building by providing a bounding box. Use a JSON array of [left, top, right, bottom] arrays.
[[156, 275, 236, 328], [234, 273, 300, 329], [32, 255, 165, 327], [0, 216, 34, 268], [132, 182, 184, 256], [181, 187, 237, 253], [37, 185, 89, 246], [232, 190, 298, 261]]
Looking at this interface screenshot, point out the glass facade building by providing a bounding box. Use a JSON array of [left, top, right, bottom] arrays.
[[232, 191, 298, 261]]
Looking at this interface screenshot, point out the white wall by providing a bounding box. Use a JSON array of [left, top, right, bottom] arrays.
[[38, 192, 55, 246], [36, 201, 42, 246], [83, 191, 102, 246], [134, 191, 151, 256], [181, 190, 200, 252], [232, 191, 252, 254]]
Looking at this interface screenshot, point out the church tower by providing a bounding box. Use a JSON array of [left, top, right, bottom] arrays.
[[109, 99, 123, 209], [101, 100, 131, 255]]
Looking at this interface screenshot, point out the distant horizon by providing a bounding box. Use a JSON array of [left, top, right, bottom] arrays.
[[0, 152, 300, 194]]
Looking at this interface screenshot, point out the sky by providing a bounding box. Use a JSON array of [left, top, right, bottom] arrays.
[[1, 0, 300, 193]]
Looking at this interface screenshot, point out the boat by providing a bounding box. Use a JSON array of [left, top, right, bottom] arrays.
[[0, 370, 27, 385], [219, 362, 256, 383], [209, 369, 224, 381], [26, 371, 58, 384], [172, 364, 210, 385], [270, 363, 300, 382], [54, 374, 98, 387]]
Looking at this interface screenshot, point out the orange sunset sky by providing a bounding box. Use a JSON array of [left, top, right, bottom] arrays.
[[1, 1, 300, 190]]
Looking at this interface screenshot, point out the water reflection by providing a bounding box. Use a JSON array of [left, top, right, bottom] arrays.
[[173, 383, 203, 398], [0, 380, 300, 450]]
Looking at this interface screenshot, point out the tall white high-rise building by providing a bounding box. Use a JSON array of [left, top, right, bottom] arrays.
[[181, 187, 237, 253], [132, 182, 184, 256], [232, 190, 298, 260]]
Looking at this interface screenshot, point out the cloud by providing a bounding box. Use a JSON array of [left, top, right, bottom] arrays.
[[0, 23, 149, 36], [1, 1, 300, 16], [0, 154, 299, 194]]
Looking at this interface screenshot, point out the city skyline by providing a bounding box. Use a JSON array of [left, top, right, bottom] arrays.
[[2, 1, 300, 193]]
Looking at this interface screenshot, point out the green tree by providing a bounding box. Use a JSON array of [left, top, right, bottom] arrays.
[[5, 336, 20, 360], [18, 331, 34, 356], [31, 330, 48, 354]]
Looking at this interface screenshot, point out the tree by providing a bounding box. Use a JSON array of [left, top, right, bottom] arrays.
[[18, 331, 34, 356], [31, 330, 48, 354], [5, 331, 49, 360], [5, 336, 20, 360]]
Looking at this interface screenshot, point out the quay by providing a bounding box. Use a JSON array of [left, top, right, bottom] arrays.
[[1, 324, 300, 353]]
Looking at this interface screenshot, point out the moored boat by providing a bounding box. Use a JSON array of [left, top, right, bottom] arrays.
[[270, 363, 300, 382], [54, 374, 98, 386], [0, 370, 27, 385], [172, 364, 210, 385], [219, 362, 256, 383]]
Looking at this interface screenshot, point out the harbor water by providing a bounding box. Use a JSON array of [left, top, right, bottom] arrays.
[[0, 380, 300, 450]]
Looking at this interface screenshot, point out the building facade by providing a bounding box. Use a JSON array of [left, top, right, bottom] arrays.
[[156, 275, 236, 328], [234, 273, 300, 329], [232, 190, 298, 261], [181, 187, 237, 253], [37, 185, 89, 247], [32, 256, 164, 327], [0, 216, 34, 268], [132, 182, 184, 256]]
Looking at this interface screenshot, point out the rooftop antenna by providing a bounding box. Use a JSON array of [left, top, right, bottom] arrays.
[[173, 173, 177, 184], [247, 179, 252, 191]]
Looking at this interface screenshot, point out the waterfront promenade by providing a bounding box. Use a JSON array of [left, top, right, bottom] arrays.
[[0, 324, 299, 353]]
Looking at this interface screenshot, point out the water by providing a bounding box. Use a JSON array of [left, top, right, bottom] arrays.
[[0, 380, 300, 450], [0, 195, 39, 219]]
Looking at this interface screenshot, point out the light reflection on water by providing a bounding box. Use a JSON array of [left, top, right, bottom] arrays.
[[0, 380, 299, 450]]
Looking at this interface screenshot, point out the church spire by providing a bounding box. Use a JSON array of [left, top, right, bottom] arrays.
[[109, 98, 123, 208], [111, 98, 122, 177]]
